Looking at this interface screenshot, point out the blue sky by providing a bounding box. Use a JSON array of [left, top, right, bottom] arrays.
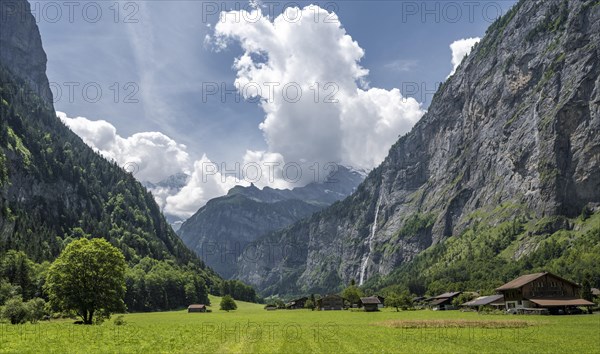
[[31, 0, 517, 217]]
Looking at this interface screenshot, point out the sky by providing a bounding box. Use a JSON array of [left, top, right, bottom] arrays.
[[31, 0, 517, 218]]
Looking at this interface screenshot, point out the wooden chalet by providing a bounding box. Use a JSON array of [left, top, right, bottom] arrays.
[[318, 294, 344, 310], [496, 272, 595, 314], [428, 291, 461, 310], [286, 297, 308, 310], [187, 304, 206, 313], [360, 296, 381, 312]]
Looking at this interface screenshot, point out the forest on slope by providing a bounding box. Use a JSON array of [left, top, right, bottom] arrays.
[[0, 0, 257, 311]]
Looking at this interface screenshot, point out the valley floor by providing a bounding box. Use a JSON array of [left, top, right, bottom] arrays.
[[1, 296, 599, 353]]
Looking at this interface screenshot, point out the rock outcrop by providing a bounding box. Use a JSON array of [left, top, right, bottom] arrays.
[[0, 0, 52, 104]]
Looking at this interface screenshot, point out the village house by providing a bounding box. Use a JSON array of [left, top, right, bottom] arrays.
[[318, 294, 344, 310], [187, 304, 207, 313], [496, 272, 595, 314], [264, 304, 277, 311], [461, 295, 505, 310], [285, 297, 308, 310], [427, 292, 462, 310], [360, 296, 381, 312], [374, 295, 385, 308]]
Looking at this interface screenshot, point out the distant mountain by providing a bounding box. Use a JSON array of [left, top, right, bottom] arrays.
[[177, 166, 365, 278], [233, 0, 600, 296], [143, 172, 190, 191], [142, 172, 190, 230]]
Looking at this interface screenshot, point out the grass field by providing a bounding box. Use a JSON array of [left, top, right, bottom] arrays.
[[1, 296, 599, 353]]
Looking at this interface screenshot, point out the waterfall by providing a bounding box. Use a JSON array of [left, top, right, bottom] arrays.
[[359, 191, 382, 286]]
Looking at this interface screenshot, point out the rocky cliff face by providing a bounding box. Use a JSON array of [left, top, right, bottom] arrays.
[[234, 0, 600, 296], [0, 0, 52, 104], [178, 166, 365, 278]]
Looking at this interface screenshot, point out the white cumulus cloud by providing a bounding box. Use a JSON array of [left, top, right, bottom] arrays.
[[164, 156, 248, 218], [59, 5, 433, 219], [58, 111, 191, 183], [449, 37, 480, 77], [212, 5, 425, 180], [58, 111, 241, 218]]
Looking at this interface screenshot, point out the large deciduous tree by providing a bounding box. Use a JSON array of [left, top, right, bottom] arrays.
[[45, 238, 126, 324]]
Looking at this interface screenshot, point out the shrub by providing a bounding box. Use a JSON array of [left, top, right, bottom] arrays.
[[113, 315, 126, 326], [25, 298, 47, 323], [1, 296, 29, 324], [220, 295, 237, 312]]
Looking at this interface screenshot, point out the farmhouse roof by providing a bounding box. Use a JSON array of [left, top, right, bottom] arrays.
[[529, 298, 595, 307], [429, 297, 455, 306], [495, 272, 580, 291], [360, 296, 381, 304], [433, 291, 461, 299], [462, 295, 504, 307], [188, 304, 206, 309]]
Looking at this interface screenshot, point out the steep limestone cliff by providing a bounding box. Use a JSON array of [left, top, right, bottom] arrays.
[[234, 0, 600, 295], [0, 0, 52, 104]]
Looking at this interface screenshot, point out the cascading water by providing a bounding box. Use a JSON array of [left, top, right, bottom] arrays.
[[359, 191, 382, 285]]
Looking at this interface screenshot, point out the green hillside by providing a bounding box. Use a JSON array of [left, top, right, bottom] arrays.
[[0, 65, 224, 311]]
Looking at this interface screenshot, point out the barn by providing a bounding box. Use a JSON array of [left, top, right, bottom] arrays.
[[286, 297, 308, 310], [360, 296, 381, 312], [188, 304, 207, 313], [427, 292, 462, 310], [318, 294, 344, 310]]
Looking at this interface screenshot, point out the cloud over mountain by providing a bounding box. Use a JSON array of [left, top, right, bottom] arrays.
[[59, 5, 432, 218], [212, 5, 425, 177], [58, 112, 190, 183], [449, 37, 481, 77], [58, 112, 238, 218]]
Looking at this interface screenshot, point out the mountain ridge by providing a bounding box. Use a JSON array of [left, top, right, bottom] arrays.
[[177, 165, 365, 278], [232, 0, 600, 296]]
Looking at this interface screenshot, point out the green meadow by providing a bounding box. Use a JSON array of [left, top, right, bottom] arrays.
[[1, 296, 599, 354]]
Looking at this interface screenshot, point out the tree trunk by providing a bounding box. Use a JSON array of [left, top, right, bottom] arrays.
[[83, 309, 94, 324]]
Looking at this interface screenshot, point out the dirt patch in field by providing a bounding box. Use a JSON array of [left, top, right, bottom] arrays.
[[376, 319, 535, 329]]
